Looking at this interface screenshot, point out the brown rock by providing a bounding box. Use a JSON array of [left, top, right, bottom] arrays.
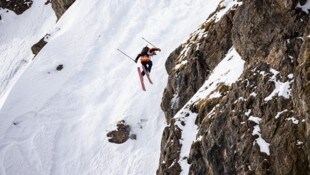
[[158, 0, 309, 174], [157, 121, 182, 175], [106, 120, 131, 144], [51, 0, 76, 20], [0, 0, 33, 15], [31, 34, 50, 56], [161, 9, 235, 124], [56, 64, 63, 71]]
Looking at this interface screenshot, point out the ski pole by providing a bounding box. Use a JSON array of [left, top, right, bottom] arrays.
[[117, 49, 136, 63], [142, 37, 157, 48]]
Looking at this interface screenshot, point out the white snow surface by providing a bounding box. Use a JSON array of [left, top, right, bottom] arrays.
[[0, 1, 56, 109], [296, 0, 310, 14], [275, 109, 288, 119], [248, 116, 270, 155], [264, 68, 292, 101], [0, 0, 224, 174]]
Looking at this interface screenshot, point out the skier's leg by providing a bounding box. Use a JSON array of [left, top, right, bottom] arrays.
[[147, 61, 153, 73], [141, 62, 147, 76]]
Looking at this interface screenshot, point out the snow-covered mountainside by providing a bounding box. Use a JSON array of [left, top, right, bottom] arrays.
[[0, 0, 224, 174], [158, 0, 309, 174], [1, 0, 309, 175], [0, 0, 56, 108]]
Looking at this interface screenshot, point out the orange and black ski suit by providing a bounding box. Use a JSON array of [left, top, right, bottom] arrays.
[[135, 47, 160, 76]]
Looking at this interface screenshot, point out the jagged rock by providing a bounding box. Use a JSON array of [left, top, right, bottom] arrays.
[[161, 8, 235, 124], [56, 64, 63, 71], [293, 24, 310, 167], [0, 0, 33, 15], [188, 60, 308, 174], [158, 0, 309, 174], [31, 34, 50, 56], [50, 0, 76, 20], [158, 6, 237, 175], [106, 120, 131, 144], [232, 0, 308, 62], [188, 141, 207, 174], [129, 134, 137, 140], [157, 119, 182, 175]]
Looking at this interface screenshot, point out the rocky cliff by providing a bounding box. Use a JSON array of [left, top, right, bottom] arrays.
[[158, 0, 309, 174]]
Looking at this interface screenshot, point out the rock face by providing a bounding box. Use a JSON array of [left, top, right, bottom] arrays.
[[157, 119, 183, 175], [0, 0, 33, 15], [31, 34, 51, 56], [50, 0, 76, 20], [158, 0, 309, 174], [161, 7, 235, 124]]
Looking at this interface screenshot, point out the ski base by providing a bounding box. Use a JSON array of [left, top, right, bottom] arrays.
[[137, 67, 146, 91]]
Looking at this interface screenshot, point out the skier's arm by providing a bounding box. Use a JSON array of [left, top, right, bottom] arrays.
[[135, 54, 141, 62], [150, 48, 161, 52]]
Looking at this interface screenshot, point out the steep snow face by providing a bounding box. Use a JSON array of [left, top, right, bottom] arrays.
[[0, 0, 222, 174], [0, 0, 56, 109]]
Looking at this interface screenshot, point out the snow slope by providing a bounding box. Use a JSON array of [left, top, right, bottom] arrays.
[[0, 1, 56, 108], [0, 0, 225, 174]]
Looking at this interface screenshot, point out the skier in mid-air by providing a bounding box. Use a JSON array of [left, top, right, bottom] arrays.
[[135, 46, 161, 76]]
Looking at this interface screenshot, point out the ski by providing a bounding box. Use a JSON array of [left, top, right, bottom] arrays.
[[137, 67, 146, 91], [141, 65, 153, 84]]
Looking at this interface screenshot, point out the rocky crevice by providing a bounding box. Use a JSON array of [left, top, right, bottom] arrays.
[[158, 0, 309, 174]]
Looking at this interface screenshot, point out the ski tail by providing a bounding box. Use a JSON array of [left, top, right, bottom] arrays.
[[141, 65, 153, 84], [138, 67, 146, 91]]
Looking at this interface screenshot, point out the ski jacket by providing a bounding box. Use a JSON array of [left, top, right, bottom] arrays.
[[135, 47, 160, 62]]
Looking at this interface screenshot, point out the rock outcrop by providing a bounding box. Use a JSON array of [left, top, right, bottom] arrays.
[[0, 0, 33, 15], [161, 6, 235, 124], [50, 0, 76, 20], [31, 34, 51, 56], [158, 0, 309, 174], [107, 120, 136, 144]]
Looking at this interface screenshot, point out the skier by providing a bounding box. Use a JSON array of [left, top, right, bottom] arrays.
[[135, 46, 161, 76]]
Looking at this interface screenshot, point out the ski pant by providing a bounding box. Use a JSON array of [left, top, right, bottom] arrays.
[[141, 61, 152, 76]]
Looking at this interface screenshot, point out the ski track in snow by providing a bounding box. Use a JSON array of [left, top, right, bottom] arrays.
[[0, 0, 226, 174]]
